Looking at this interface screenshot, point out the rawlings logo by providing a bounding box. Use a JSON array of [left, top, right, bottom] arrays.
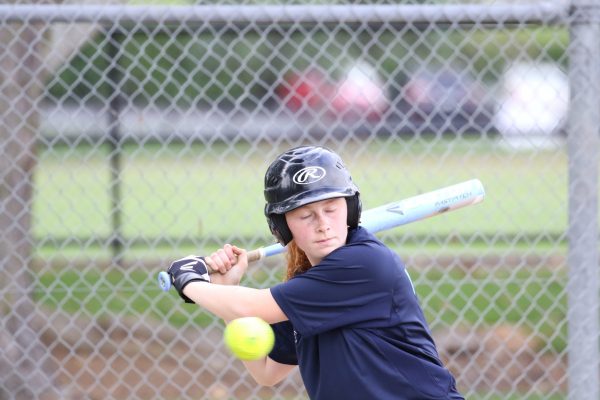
[[293, 167, 326, 184]]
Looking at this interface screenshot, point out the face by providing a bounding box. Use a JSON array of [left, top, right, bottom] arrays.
[[285, 197, 348, 266]]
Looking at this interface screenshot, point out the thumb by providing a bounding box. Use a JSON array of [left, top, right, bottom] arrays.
[[231, 246, 249, 267]]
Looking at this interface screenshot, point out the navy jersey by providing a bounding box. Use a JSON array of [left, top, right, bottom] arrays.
[[269, 227, 464, 400]]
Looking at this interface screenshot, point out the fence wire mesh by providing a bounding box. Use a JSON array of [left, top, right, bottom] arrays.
[[1, 1, 597, 400]]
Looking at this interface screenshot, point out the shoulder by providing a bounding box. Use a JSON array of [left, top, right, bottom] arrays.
[[346, 226, 388, 250], [313, 227, 404, 282], [341, 227, 401, 265]]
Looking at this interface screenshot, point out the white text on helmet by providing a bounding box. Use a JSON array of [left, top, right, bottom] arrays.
[[293, 167, 327, 185]]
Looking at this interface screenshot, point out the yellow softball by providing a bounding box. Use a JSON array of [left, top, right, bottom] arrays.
[[224, 317, 275, 361]]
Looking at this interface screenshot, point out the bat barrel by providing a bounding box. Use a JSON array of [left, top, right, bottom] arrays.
[[360, 179, 485, 234]]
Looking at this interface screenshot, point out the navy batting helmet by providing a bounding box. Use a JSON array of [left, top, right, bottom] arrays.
[[264, 146, 361, 245]]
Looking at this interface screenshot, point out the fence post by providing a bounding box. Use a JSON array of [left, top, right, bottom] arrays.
[[567, 2, 600, 399], [106, 28, 124, 265]]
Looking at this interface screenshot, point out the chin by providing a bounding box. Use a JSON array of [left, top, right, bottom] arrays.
[[317, 244, 341, 257]]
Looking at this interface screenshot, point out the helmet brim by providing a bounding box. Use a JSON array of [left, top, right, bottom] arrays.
[[265, 187, 356, 215]]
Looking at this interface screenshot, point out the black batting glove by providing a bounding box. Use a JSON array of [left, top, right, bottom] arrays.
[[167, 255, 211, 303]]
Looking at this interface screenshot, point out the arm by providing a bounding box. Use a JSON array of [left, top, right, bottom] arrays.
[[168, 245, 293, 384], [185, 244, 287, 323], [187, 259, 294, 385], [183, 282, 287, 324], [241, 357, 297, 386]]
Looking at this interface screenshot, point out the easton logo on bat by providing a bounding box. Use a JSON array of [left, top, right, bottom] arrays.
[[386, 205, 405, 215], [293, 167, 326, 184], [434, 191, 473, 209], [385, 187, 477, 216]]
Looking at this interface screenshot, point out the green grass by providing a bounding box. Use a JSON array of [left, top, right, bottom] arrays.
[[33, 137, 572, 255], [414, 267, 567, 352], [33, 259, 568, 353], [34, 266, 217, 328]]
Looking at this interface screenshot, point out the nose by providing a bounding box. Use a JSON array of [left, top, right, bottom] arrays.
[[315, 212, 330, 232]]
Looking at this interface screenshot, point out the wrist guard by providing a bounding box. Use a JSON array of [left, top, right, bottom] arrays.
[[167, 255, 210, 303]]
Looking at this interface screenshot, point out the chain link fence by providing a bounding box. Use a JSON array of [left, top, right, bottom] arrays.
[[1, 1, 598, 399]]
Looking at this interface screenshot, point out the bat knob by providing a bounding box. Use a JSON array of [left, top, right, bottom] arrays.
[[157, 271, 171, 292]]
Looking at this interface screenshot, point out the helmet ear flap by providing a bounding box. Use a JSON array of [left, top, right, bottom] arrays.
[[346, 193, 362, 228], [267, 213, 293, 246]]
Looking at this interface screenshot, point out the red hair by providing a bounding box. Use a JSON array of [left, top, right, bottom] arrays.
[[284, 240, 312, 281]]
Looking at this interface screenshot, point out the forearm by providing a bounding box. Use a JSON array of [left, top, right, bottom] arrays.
[[183, 281, 286, 323], [242, 357, 297, 386]]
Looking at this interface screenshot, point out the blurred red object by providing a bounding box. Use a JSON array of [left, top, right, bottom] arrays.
[[276, 63, 389, 122], [276, 68, 333, 113]]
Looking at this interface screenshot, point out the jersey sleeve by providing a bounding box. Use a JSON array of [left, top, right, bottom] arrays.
[[270, 240, 404, 337], [267, 321, 298, 365]]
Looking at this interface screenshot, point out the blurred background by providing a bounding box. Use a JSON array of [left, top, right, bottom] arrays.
[[1, 1, 598, 399]]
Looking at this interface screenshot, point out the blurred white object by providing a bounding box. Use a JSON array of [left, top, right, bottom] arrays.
[[331, 61, 389, 121], [494, 62, 569, 138]]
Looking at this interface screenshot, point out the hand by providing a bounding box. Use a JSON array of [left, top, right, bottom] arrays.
[[167, 255, 210, 303], [207, 244, 248, 286]]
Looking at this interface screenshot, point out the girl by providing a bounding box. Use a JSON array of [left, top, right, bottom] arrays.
[[167, 145, 464, 399]]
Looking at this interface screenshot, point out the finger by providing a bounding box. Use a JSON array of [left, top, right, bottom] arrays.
[[204, 255, 217, 273], [205, 252, 228, 274], [213, 248, 235, 274], [208, 251, 226, 274], [231, 245, 245, 255], [231, 245, 247, 262], [223, 244, 238, 263]]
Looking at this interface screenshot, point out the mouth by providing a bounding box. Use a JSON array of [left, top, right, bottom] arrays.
[[315, 237, 334, 245]]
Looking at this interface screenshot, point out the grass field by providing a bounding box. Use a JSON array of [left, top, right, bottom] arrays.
[[34, 259, 568, 351], [33, 137, 570, 255], [32, 136, 571, 344]]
